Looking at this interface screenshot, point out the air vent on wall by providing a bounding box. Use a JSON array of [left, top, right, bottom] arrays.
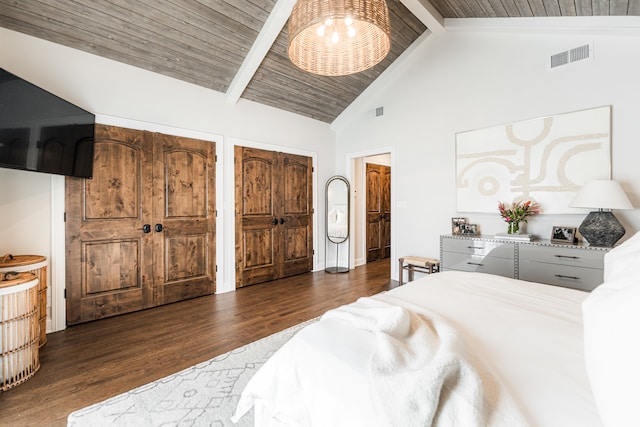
[[549, 43, 592, 69], [375, 106, 384, 117]]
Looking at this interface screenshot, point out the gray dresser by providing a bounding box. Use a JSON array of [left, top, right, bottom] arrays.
[[440, 235, 610, 291]]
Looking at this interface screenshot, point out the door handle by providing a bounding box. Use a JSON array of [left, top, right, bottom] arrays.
[[142, 224, 151, 233], [273, 218, 278, 225], [155, 224, 163, 232], [280, 218, 285, 224]]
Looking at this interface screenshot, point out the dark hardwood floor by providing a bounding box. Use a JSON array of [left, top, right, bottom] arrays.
[[1, 259, 395, 426]]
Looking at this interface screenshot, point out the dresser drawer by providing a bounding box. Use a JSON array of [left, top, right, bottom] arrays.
[[441, 238, 515, 259], [519, 261, 603, 291], [442, 252, 515, 278], [518, 244, 605, 269]]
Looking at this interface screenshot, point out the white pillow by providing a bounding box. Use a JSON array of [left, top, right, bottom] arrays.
[[583, 231, 640, 427]]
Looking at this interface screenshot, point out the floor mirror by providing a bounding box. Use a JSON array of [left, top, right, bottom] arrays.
[[325, 175, 350, 273]]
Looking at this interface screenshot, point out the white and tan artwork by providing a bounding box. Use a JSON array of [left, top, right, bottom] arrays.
[[456, 106, 611, 213]]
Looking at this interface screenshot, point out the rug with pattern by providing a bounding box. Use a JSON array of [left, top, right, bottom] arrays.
[[67, 319, 317, 427]]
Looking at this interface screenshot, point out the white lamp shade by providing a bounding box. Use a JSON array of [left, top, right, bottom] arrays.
[[570, 180, 633, 210]]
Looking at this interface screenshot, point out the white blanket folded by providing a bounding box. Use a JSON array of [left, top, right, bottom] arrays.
[[322, 297, 529, 427]]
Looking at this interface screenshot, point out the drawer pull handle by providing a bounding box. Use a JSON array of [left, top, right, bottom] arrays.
[[467, 262, 484, 266], [554, 255, 579, 259], [466, 246, 484, 250], [555, 274, 580, 280]]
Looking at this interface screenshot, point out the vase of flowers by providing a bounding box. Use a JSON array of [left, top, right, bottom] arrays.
[[498, 200, 540, 234]]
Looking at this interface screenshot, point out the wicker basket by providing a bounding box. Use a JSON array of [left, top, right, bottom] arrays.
[[0, 272, 40, 391], [0, 255, 48, 347]]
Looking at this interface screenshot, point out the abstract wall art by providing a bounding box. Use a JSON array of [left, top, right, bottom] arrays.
[[456, 106, 611, 214]]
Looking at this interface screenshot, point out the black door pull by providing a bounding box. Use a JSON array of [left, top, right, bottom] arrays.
[[142, 224, 151, 233], [280, 218, 285, 224], [273, 218, 278, 225], [155, 224, 163, 232]]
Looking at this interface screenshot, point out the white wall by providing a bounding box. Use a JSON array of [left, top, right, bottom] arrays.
[[0, 28, 335, 331], [335, 20, 640, 280]]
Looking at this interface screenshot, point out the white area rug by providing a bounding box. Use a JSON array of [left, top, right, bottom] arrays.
[[67, 319, 317, 427]]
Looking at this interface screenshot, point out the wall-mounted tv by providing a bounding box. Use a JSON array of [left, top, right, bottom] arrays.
[[0, 68, 95, 178]]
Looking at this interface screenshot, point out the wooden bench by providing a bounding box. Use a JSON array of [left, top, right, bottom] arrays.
[[398, 256, 440, 285]]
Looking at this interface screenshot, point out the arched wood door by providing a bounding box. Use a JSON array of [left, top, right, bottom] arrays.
[[366, 163, 391, 262], [235, 146, 313, 288], [65, 125, 216, 324]]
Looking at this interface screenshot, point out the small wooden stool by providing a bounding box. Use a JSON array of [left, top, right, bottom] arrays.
[[399, 256, 440, 285]]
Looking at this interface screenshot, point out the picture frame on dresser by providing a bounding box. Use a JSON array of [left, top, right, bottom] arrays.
[[451, 217, 467, 235], [551, 226, 577, 244]]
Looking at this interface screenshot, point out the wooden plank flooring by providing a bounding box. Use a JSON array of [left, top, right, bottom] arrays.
[[0, 259, 395, 426]]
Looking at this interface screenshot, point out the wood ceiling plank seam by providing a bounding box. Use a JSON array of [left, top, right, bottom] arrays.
[[61, 0, 250, 71], [387, 0, 430, 33], [247, 86, 349, 116], [591, 0, 610, 15], [473, 0, 501, 16], [484, 0, 510, 16], [428, 0, 462, 17], [463, 0, 494, 16], [241, 89, 335, 121], [246, 65, 359, 106], [388, 8, 428, 43], [510, 0, 535, 15], [454, 0, 483, 16], [541, 0, 563, 15], [557, 0, 579, 14], [574, 0, 594, 14], [513, 0, 536, 18], [219, 0, 278, 16], [628, 0, 640, 13], [241, 89, 336, 122], [609, 0, 630, 14], [527, 0, 550, 15], [0, 7, 235, 91], [249, 65, 363, 106], [445, 0, 477, 17], [466, 0, 500, 16], [155, 0, 267, 47], [500, 0, 529, 15]]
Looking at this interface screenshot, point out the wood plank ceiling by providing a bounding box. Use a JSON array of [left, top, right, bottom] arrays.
[[0, 0, 638, 123]]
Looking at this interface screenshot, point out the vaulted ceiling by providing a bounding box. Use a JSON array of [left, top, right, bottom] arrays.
[[0, 0, 637, 123]]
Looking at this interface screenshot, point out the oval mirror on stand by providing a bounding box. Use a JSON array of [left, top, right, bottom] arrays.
[[325, 176, 350, 273]]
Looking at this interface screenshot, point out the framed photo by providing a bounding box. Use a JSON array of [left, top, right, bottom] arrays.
[[452, 217, 467, 235], [551, 226, 577, 244], [464, 224, 479, 235]]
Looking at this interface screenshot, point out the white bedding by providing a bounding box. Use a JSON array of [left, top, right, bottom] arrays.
[[232, 271, 601, 427]]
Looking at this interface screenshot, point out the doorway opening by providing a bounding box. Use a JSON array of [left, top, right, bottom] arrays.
[[346, 148, 395, 280]]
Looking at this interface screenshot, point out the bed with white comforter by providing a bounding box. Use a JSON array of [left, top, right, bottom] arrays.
[[232, 232, 640, 427]]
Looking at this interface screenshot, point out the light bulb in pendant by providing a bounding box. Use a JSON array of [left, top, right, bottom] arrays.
[[316, 25, 325, 37], [348, 27, 356, 37], [325, 18, 334, 26], [331, 31, 339, 43], [344, 16, 353, 26]]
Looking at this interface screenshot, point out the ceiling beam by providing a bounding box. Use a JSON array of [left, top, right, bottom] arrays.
[[400, 0, 445, 35], [225, 0, 297, 104]]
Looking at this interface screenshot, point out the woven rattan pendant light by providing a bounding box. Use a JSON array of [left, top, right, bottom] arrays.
[[288, 0, 391, 76]]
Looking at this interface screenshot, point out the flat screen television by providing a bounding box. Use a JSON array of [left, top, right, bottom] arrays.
[[0, 68, 95, 178]]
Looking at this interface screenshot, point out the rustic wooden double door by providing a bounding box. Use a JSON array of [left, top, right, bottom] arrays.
[[235, 146, 313, 288], [66, 125, 216, 325], [366, 163, 391, 262]]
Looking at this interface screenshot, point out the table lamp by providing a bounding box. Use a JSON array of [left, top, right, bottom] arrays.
[[569, 180, 633, 247]]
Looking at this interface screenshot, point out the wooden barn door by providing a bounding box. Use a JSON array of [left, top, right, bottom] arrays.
[[235, 146, 312, 288], [66, 125, 215, 325], [366, 163, 391, 263]]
